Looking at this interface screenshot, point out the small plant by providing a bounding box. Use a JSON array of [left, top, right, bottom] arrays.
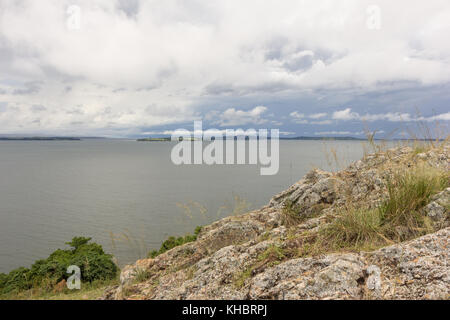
[[133, 268, 152, 283], [234, 267, 253, 289], [257, 245, 286, 264], [281, 199, 305, 226], [147, 226, 203, 259], [233, 245, 287, 289]]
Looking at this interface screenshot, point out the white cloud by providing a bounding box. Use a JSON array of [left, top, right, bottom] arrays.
[[332, 108, 359, 120], [314, 131, 364, 136], [0, 1, 449, 135], [423, 112, 450, 121], [290, 111, 305, 119], [212, 106, 268, 127], [290, 111, 309, 124], [280, 131, 296, 136], [310, 120, 333, 125], [331, 108, 449, 123], [360, 112, 413, 122], [309, 113, 328, 119]]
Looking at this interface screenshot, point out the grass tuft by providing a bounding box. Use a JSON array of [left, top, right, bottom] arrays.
[[300, 164, 449, 255], [281, 199, 305, 226]]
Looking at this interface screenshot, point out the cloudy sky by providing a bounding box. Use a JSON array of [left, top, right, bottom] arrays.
[[0, 0, 449, 138]]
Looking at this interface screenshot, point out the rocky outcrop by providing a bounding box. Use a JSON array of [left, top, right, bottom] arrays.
[[103, 143, 449, 300], [247, 227, 449, 300]]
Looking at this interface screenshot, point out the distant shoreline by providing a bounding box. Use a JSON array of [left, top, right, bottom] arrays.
[[0, 136, 440, 142], [136, 136, 366, 142], [135, 136, 442, 142], [0, 137, 81, 141]]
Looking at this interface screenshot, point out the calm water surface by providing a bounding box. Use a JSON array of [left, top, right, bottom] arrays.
[[0, 139, 366, 272]]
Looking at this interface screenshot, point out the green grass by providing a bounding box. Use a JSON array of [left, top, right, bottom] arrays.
[[133, 268, 152, 283], [234, 267, 253, 289], [281, 199, 305, 226], [257, 245, 286, 262], [379, 165, 448, 240], [233, 245, 287, 289], [301, 164, 449, 255], [319, 208, 386, 251]]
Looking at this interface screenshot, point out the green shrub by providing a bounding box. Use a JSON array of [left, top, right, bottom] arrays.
[[148, 226, 202, 258], [0, 237, 118, 295], [1, 267, 32, 293]]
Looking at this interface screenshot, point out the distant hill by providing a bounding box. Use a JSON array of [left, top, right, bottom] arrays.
[[0, 137, 81, 141], [136, 136, 367, 141], [279, 136, 365, 141]]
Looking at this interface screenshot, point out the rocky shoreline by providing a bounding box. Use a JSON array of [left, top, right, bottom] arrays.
[[103, 143, 449, 300]]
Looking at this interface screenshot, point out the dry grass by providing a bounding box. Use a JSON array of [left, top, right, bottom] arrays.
[[0, 278, 118, 300], [281, 199, 305, 226], [294, 163, 449, 256], [379, 165, 448, 241]]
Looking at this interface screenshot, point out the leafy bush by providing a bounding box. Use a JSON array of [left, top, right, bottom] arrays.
[[148, 226, 202, 258], [0, 237, 118, 295]]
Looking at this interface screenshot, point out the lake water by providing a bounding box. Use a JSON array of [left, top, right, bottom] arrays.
[[0, 139, 367, 273]]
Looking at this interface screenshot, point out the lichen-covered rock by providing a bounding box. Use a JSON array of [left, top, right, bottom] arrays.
[[363, 227, 450, 299], [248, 254, 365, 300], [424, 188, 450, 229], [104, 143, 450, 300]]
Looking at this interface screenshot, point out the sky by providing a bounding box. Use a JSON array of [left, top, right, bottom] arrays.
[[0, 0, 449, 138]]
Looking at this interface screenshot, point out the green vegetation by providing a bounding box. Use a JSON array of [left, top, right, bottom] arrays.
[[0, 137, 81, 141], [137, 137, 171, 142], [380, 165, 448, 238], [234, 244, 286, 289], [281, 200, 326, 227], [304, 164, 449, 254], [234, 267, 253, 289], [257, 245, 286, 263], [0, 237, 118, 298], [147, 226, 203, 258], [281, 199, 305, 226], [133, 268, 152, 283]]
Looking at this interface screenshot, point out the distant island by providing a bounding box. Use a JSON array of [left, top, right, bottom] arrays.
[[137, 136, 366, 142], [280, 136, 365, 140], [137, 137, 200, 142], [137, 137, 171, 142], [0, 137, 81, 141]]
